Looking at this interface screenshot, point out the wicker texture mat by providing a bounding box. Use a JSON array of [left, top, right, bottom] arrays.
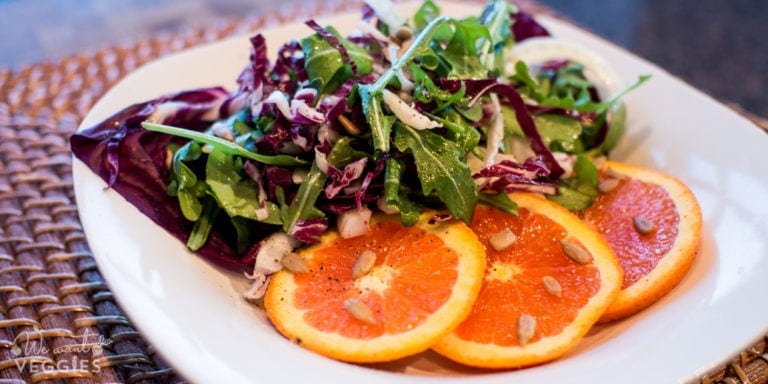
[[0, 0, 765, 383]]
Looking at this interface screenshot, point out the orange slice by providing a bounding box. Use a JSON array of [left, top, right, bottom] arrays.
[[581, 160, 702, 322], [264, 213, 486, 363], [433, 193, 622, 369]]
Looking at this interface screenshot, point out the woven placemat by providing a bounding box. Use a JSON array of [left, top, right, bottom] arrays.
[[0, 1, 765, 383]]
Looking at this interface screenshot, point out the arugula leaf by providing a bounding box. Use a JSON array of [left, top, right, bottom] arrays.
[[394, 123, 477, 222], [142, 122, 306, 167], [437, 19, 491, 79], [511, 61, 545, 101], [205, 149, 281, 224], [428, 109, 481, 156], [500, 107, 584, 153], [600, 102, 627, 153], [231, 216, 253, 254], [478, 0, 515, 75], [384, 158, 422, 226], [359, 87, 396, 154], [302, 25, 373, 93], [578, 74, 651, 114], [282, 162, 327, 235], [413, 0, 441, 29], [326, 136, 368, 167], [408, 63, 466, 108], [169, 141, 206, 221], [359, 15, 451, 153], [534, 114, 584, 153], [479, 191, 519, 216], [186, 198, 220, 251], [547, 155, 599, 211]]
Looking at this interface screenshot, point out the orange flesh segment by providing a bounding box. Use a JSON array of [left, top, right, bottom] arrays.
[[454, 205, 601, 346], [582, 177, 679, 288], [294, 221, 458, 339]]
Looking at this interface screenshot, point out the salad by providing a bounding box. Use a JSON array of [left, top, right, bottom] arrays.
[[70, 0, 646, 295]]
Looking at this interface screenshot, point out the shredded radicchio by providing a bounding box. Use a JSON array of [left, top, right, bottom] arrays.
[[221, 34, 271, 116], [438, 79, 565, 177], [325, 157, 368, 199], [264, 166, 296, 201], [274, 40, 307, 92], [353, 158, 386, 211], [484, 83, 565, 177], [473, 157, 558, 195], [290, 217, 328, 243]]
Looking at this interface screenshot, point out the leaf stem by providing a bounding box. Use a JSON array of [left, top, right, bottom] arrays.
[[142, 122, 307, 166], [361, 16, 453, 152], [372, 16, 452, 93]]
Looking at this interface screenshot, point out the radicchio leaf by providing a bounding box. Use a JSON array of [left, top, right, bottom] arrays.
[[511, 10, 550, 42], [70, 87, 255, 272], [485, 82, 565, 177], [325, 157, 368, 199], [436, 78, 564, 177], [274, 40, 307, 93], [290, 217, 328, 243], [221, 34, 271, 115], [264, 166, 296, 201], [473, 158, 558, 195]]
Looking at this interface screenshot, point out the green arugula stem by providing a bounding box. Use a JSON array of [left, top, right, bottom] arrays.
[[371, 16, 451, 93], [142, 122, 307, 167], [360, 16, 452, 153]]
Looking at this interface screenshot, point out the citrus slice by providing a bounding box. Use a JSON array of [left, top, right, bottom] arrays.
[[264, 213, 486, 363], [581, 160, 702, 322], [433, 193, 622, 369]]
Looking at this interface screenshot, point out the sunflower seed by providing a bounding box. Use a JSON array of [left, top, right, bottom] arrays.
[[489, 228, 518, 251], [280, 252, 308, 273], [352, 250, 377, 278], [338, 114, 362, 136], [633, 216, 656, 235], [344, 297, 377, 324], [542, 275, 562, 298], [560, 239, 593, 265], [395, 27, 413, 43], [598, 178, 620, 193], [517, 314, 536, 346]]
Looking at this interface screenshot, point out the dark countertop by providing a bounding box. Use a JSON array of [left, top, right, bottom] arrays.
[[1, 0, 765, 119], [540, 0, 767, 121]]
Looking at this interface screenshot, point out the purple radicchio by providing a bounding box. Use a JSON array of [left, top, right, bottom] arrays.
[[438, 79, 565, 177], [70, 87, 256, 272], [511, 10, 551, 42], [290, 217, 328, 243], [221, 34, 271, 116], [325, 157, 368, 199], [473, 157, 558, 195]]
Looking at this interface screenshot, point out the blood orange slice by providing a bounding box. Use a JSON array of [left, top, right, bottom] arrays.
[[581, 160, 702, 322], [264, 213, 486, 363], [433, 193, 622, 369]]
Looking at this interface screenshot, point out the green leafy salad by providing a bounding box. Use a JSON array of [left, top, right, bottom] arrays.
[[70, 0, 648, 274]]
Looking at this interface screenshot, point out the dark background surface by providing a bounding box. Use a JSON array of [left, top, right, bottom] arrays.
[[1, 0, 765, 118]]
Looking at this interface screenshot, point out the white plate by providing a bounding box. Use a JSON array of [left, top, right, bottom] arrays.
[[73, 1, 768, 383]]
